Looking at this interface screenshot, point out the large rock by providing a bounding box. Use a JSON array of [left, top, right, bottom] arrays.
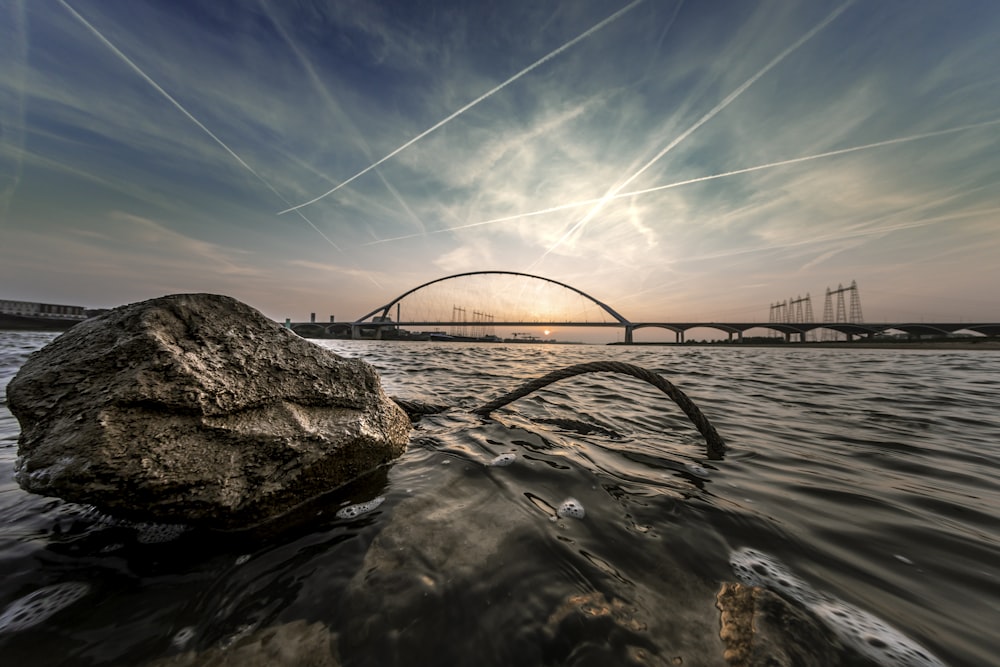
[[6, 293, 410, 529]]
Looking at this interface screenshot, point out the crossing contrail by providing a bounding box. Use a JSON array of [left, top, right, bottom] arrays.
[[277, 0, 647, 215], [258, 0, 428, 238], [362, 114, 1000, 248], [57, 0, 356, 261], [530, 0, 854, 268]]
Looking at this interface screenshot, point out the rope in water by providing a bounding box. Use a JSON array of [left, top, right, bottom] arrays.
[[394, 360, 727, 460]]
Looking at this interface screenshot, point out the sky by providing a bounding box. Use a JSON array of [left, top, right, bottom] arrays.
[[2, 0, 999, 340]]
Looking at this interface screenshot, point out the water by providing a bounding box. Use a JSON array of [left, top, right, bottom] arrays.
[[1, 331, 999, 666]]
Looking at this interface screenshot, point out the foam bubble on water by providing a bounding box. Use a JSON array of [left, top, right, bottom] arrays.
[[336, 496, 385, 519], [685, 462, 710, 477], [0, 582, 90, 633], [488, 453, 516, 467], [556, 498, 586, 519], [172, 626, 196, 649], [71, 507, 186, 544], [235, 554, 251, 566], [729, 547, 820, 604], [729, 548, 946, 667], [135, 522, 188, 544], [810, 598, 947, 667]]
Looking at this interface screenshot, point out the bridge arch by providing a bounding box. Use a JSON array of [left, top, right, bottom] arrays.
[[354, 270, 630, 325]]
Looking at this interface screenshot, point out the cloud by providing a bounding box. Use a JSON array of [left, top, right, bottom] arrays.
[[3, 1, 999, 326], [0, 0, 28, 227], [278, 0, 647, 213]]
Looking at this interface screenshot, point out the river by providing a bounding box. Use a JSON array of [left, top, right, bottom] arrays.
[[1, 332, 998, 666]]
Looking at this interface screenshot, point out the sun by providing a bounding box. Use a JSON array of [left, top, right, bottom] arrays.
[[543, 329, 551, 336]]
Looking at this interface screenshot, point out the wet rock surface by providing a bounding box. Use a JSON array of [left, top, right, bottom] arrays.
[[6, 293, 410, 530], [335, 447, 728, 667], [716, 582, 843, 667], [147, 620, 339, 667]]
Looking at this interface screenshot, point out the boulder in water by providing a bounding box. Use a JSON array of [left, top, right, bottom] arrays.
[[6, 293, 410, 530]]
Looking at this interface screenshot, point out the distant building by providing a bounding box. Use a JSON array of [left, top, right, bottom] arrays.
[[0, 299, 87, 319], [0, 299, 88, 330]]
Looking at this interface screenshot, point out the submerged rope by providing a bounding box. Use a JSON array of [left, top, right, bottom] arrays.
[[393, 361, 726, 460], [472, 361, 726, 460]]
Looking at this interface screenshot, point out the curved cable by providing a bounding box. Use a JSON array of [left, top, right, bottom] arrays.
[[473, 361, 726, 459], [394, 361, 727, 460]]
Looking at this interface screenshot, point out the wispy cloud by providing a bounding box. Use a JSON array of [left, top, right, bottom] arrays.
[[529, 0, 855, 268], [56, 0, 346, 256], [361, 118, 1000, 248], [3, 1, 999, 326], [0, 0, 28, 227], [278, 0, 647, 214]]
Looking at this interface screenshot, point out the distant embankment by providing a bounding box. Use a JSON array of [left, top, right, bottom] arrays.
[[611, 336, 1000, 350], [0, 313, 84, 331]]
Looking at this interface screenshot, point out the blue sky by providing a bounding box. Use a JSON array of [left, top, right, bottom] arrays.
[[2, 0, 999, 333]]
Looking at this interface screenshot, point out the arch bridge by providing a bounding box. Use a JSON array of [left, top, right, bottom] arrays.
[[285, 271, 1000, 343]]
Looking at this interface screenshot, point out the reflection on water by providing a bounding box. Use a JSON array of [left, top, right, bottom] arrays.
[[1, 333, 999, 665]]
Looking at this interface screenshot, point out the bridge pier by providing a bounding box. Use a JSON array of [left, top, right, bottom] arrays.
[[625, 325, 634, 344]]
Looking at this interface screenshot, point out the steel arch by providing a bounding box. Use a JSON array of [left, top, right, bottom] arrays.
[[353, 271, 631, 324]]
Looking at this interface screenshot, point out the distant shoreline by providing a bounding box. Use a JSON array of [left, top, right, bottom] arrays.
[[610, 340, 1000, 350], [6, 324, 997, 351]]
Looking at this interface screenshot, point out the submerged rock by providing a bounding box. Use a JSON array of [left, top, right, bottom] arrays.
[[336, 447, 728, 666], [147, 620, 339, 667], [715, 582, 841, 667], [6, 293, 410, 530], [729, 548, 947, 667]]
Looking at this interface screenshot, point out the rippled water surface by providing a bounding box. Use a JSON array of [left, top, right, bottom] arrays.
[[1, 332, 999, 666]]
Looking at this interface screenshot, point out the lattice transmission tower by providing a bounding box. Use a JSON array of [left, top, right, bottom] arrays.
[[769, 294, 814, 339], [788, 294, 814, 323], [789, 294, 814, 340], [821, 281, 863, 341], [848, 280, 864, 324], [470, 310, 496, 338], [769, 301, 786, 337], [451, 305, 467, 337]]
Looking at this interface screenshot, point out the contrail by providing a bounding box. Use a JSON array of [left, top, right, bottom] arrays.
[[614, 205, 1000, 306], [530, 0, 854, 268], [278, 0, 647, 214], [705, 206, 1000, 263], [362, 115, 1000, 248], [611, 118, 1000, 197], [57, 0, 350, 258], [259, 0, 427, 238]]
